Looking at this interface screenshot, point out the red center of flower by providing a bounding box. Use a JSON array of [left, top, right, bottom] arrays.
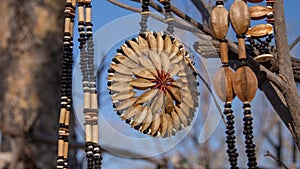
[[151, 70, 174, 92]]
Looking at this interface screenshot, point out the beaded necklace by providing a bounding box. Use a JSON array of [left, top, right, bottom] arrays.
[[57, 0, 76, 169], [77, 0, 102, 168], [212, 1, 239, 168]]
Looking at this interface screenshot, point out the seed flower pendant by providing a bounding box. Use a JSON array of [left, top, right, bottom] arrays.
[[107, 31, 199, 138]]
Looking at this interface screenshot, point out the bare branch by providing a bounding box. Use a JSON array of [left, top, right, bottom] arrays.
[[191, 0, 211, 26], [264, 151, 289, 169], [289, 35, 300, 51], [108, 0, 140, 13]]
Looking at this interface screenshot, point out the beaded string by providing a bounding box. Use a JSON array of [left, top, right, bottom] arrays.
[[230, 0, 259, 168], [57, 0, 76, 169], [78, 0, 102, 168], [242, 103, 257, 169], [159, 0, 175, 34], [139, 0, 150, 33], [211, 1, 239, 168]]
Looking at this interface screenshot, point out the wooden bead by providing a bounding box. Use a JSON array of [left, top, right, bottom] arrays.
[[64, 18, 71, 33], [85, 124, 92, 142], [78, 6, 84, 22], [220, 41, 229, 64], [91, 93, 98, 110], [238, 38, 246, 60], [211, 4, 229, 39], [63, 141, 69, 158], [84, 92, 91, 109], [249, 6, 273, 20], [92, 125, 99, 143], [58, 140, 64, 157], [65, 110, 70, 126], [230, 0, 250, 35], [86, 7, 92, 23], [214, 67, 236, 102], [233, 66, 258, 102], [59, 108, 67, 124]]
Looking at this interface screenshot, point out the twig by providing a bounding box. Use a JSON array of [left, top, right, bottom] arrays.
[[264, 151, 289, 169], [191, 0, 211, 26], [108, 0, 140, 13], [289, 35, 300, 51]]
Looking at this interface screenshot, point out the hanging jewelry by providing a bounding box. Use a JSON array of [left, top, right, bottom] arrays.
[[78, 0, 102, 168], [211, 1, 239, 168], [57, 0, 76, 168], [246, 0, 275, 62], [230, 0, 259, 168], [107, 0, 199, 138]]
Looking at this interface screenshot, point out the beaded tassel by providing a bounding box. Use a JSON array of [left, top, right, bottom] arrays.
[[78, 0, 102, 168], [224, 102, 239, 169], [57, 0, 76, 168], [243, 103, 258, 169], [212, 1, 239, 168]]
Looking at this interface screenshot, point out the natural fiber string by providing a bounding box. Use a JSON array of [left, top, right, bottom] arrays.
[[78, 0, 102, 168], [57, 0, 76, 168]]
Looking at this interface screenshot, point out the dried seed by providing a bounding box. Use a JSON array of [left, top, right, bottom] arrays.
[[115, 54, 138, 68], [147, 32, 157, 50], [110, 64, 132, 75], [132, 68, 156, 80], [149, 50, 162, 70], [169, 40, 180, 60], [140, 109, 153, 132], [107, 73, 133, 82], [128, 40, 143, 57], [121, 104, 142, 120], [115, 97, 137, 111], [108, 82, 133, 92], [246, 24, 273, 38], [111, 91, 136, 101], [156, 32, 164, 54], [135, 89, 158, 104], [159, 112, 168, 137], [166, 86, 182, 103], [131, 106, 148, 127], [130, 78, 155, 90], [150, 113, 161, 136], [150, 92, 165, 115], [121, 45, 139, 63], [165, 91, 174, 114], [164, 34, 172, 54], [161, 52, 170, 73], [171, 109, 180, 131], [175, 106, 188, 127]]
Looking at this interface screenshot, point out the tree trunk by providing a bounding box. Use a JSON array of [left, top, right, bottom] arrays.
[[0, 0, 77, 168]]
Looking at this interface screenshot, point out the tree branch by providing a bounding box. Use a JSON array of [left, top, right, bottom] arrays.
[[289, 35, 300, 51], [264, 151, 289, 169], [274, 0, 300, 149]]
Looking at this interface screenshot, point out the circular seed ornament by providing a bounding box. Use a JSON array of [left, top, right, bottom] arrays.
[[107, 31, 200, 138]]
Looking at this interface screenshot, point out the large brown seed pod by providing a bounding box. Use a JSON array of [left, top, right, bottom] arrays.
[[249, 6, 273, 20], [211, 4, 229, 39], [108, 31, 200, 138], [214, 67, 236, 102], [246, 24, 273, 38], [233, 66, 258, 102], [230, 0, 250, 35]]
